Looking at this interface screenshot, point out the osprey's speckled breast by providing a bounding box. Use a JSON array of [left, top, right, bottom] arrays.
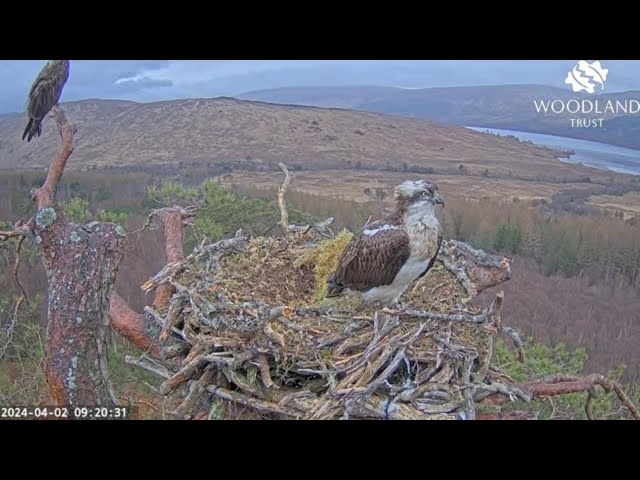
[[405, 197, 443, 263]]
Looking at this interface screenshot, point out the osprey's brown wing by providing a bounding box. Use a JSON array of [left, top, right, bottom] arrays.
[[329, 225, 411, 293], [23, 61, 70, 142]]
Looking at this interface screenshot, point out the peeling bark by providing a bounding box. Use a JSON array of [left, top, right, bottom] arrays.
[[40, 214, 127, 406], [109, 293, 161, 358], [151, 208, 185, 310], [31, 108, 76, 209]]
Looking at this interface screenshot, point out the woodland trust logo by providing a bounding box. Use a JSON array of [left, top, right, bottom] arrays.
[[565, 61, 608, 94], [533, 60, 640, 128]]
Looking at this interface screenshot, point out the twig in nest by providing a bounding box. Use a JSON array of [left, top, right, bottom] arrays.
[[131, 399, 164, 415], [475, 382, 533, 404], [429, 282, 447, 295], [143, 306, 164, 327], [181, 342, 210, 367], [172, 366, 216, 419], [277, 390, 316, 408], [317, 321, 369, 348], [288, 217, 336, 238], [125, 355, 173, 379], [253, 354, 278, 389], [278, 163, 291, 236], [462, 351, 479, 384], [386, 308, 487, 325], [359, 347, 409, 400], [463, 385, 478, 420], [162, 342, 190, 360], [160, 295, 188, 343], [388, 292, 504, 325], [222, 366, 266, 399], [264, 322, 286, 349], [488, 365, 516, 385], [438, 253, 477, 300], [301, 314, 401, 376], [500, 326, 526, 363], [142, 235, 248, 293], [415, 352, 443, 385], [159, 356, 207, 395], [207, 385, 302, 419]]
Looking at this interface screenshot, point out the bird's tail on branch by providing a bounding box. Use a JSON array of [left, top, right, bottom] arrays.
[[22, 117, 42, 142]]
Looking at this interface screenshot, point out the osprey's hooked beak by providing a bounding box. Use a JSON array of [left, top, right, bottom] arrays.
[[432, 192, 445, 206]]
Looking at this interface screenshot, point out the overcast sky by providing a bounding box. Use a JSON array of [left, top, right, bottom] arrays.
[[1, 60, 639, 114]]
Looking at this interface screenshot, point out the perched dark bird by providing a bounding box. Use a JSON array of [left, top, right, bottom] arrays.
[[327, 179, 444, 306], [22, 60, 70, 142]]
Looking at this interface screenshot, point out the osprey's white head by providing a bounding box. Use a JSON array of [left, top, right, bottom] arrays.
[[394, 179, 444, 215]]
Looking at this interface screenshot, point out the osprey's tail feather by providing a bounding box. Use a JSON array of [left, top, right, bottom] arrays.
[[21, 118, 33, 141], [22, 117, 42, 143], [325, 272, 345, 298]]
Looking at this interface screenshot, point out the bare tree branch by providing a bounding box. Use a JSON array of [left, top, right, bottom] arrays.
[[278, 163, 291, 235], [30, 107, 77, 209], [481, 372, 640, 420]]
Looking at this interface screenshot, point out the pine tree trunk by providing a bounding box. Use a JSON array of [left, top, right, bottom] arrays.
[[36, 207, 127, 406]]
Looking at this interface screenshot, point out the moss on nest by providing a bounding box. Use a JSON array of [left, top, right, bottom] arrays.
[[294, 228, 354, 302]]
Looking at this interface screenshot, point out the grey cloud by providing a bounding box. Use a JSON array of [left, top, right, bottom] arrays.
[[114, 76, 174, 93], [1, 60, 640, 114]]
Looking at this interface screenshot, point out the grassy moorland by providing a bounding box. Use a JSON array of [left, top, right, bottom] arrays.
[[238, 84, 640, 150]]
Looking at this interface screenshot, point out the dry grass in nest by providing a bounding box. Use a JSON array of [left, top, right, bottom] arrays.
[[216, 235, 317, 306]]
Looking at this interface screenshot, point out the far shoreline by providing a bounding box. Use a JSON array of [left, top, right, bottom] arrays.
[[467, 126, 640, 177]]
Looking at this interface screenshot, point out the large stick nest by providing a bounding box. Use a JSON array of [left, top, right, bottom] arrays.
[[129, 225, 530, 420]]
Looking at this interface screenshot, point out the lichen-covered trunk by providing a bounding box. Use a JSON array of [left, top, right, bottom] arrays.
[[35, 206, 127, 407]]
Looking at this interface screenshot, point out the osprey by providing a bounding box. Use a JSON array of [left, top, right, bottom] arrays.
[[22, 60, 70, 143], [327, 179, 444, 305]]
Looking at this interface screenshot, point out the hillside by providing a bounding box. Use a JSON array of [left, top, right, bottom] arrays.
[[0, 97, 624, 184], [237, 85, 640, 150]]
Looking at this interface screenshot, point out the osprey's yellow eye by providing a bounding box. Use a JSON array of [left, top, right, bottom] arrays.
[[421, 191, 429, 197]]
